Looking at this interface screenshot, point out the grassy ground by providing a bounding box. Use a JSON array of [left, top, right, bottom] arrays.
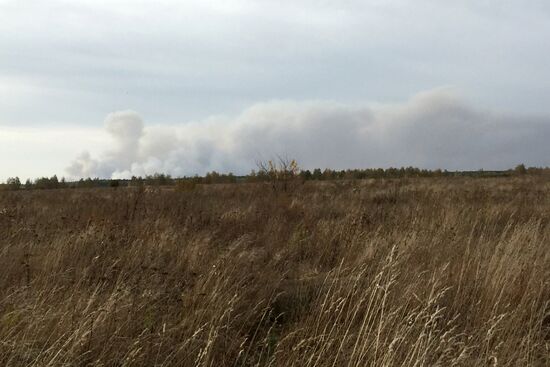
[[0, 177, 548, 366]]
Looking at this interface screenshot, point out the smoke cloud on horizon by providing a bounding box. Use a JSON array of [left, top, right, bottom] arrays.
[[66, 89, 550, 179]]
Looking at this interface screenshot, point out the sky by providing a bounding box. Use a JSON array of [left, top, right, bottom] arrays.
[[1, 0, 550, 180]]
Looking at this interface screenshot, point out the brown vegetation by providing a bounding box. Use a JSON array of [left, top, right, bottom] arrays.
[[0, 177, 548, 366]]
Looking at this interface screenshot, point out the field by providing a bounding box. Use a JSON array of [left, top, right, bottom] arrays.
[[0, 177, 548, 366]]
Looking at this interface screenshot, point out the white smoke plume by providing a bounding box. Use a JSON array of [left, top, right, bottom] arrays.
[[66, 89, 550, 179]]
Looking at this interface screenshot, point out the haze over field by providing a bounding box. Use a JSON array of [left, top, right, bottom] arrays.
[[65, 90, 550, 179], [1, 0, 550, 179]]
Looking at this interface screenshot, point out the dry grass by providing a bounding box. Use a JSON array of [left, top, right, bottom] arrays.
[[0, 177, 548, 366]]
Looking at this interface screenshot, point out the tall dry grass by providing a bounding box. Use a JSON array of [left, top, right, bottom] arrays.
[[0, 177, 548, 366]]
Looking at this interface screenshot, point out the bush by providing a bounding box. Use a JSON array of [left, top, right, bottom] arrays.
[[5, 177, 21, 190], [256, 157, 301, 192]]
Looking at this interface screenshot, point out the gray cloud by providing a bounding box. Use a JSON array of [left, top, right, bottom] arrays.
[[3, 1, 550, 180], [2, 0, 550, 130], [66, 89, 550, 179]]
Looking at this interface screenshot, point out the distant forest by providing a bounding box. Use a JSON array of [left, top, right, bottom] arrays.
[[0, 164, 545, 191]]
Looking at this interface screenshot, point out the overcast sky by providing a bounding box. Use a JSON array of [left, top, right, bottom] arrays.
[[1, 0, 550, 180]]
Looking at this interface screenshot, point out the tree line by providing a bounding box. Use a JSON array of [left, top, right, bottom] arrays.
[[0, 164, 545, 191]]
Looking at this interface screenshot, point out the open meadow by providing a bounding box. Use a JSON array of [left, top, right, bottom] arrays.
[[0, 177, 549, 366]]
